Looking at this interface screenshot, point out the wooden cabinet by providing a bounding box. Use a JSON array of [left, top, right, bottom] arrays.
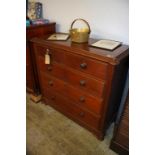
[[26, 23, 56, 101], [110, 95, 129, 154], [31, 36, 129, 139], [110, 72, 129, 155]]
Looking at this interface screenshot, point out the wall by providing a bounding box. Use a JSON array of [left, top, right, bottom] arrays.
[[37, 0, 129, 44]]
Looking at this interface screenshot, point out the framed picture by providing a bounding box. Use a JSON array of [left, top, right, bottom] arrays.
[[90, 39, 121, 50], [47, 33, 70, 41]]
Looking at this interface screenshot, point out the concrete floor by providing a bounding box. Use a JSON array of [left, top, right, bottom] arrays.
[[26, 95, 118, 155]]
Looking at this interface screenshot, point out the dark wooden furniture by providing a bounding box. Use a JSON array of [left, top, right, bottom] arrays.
[[26, 23, 56, 102], [31, 36, 129, 139], [110, 93, 129, 154]]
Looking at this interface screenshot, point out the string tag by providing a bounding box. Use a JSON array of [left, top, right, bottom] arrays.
[[45, 52, 50, 64]]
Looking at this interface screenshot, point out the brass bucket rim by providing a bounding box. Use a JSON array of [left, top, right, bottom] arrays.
[[70, 18, 91, 34]]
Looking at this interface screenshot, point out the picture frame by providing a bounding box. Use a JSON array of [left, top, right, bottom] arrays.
[[47, 33, 70, 41]]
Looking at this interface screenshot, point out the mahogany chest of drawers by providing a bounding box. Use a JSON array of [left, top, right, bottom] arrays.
[[26, 23, 56, 101], [31, 36, 129, 139]]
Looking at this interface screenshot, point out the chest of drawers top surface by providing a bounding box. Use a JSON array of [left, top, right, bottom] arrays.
[[31, 35, 129, 65]]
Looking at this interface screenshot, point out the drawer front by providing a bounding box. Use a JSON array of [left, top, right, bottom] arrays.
[[43, 89, 100, 129], [38, 56, 66, 80], [65, 53, 108, 80], [65, 68, 105, 98], [40, 72, 66, 94], [36, 46, 65, 64], [65, 84, 102, 115]]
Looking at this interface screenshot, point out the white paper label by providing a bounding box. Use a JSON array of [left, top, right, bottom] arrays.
[[45, 54, 50, 64]]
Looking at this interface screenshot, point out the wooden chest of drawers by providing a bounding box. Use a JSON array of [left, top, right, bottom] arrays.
[[31, 36, 129, 139], [26, 23, 56, 101]]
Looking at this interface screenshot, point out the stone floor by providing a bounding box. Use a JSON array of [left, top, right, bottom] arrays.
[[26, 95, 118, 155]]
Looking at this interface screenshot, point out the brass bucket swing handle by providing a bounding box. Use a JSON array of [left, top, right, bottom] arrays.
[[70, 18, 91, 34]]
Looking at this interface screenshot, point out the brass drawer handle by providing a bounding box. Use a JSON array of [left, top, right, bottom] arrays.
[[80, 80, 86, 86], [80, 63, 87, 69], [79, 112, 85, 117], [79, 96, 85, 102], [47, 66, 52, 71], [48, 81, 53, 86]]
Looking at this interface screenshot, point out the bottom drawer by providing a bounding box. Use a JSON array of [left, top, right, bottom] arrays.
[[42, 88, 100, 129]]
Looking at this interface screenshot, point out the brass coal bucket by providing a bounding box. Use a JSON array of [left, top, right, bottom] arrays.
[[70, 18, 91, 43]]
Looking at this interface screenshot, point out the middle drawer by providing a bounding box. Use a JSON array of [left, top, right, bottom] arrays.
[[40, 71, 66, 94], [65, 68, 105, 98]]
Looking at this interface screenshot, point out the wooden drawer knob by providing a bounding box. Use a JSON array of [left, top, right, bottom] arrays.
[[79, 96, 85, 102], [48, 81, 53, 86], [47, 66, 52, 71], [80, 80, 86, 86], [80, 63, 87, 69]]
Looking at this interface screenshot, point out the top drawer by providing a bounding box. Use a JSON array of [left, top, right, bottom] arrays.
[[36, 46, 65, 64], [65, 53, 108, 80]]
